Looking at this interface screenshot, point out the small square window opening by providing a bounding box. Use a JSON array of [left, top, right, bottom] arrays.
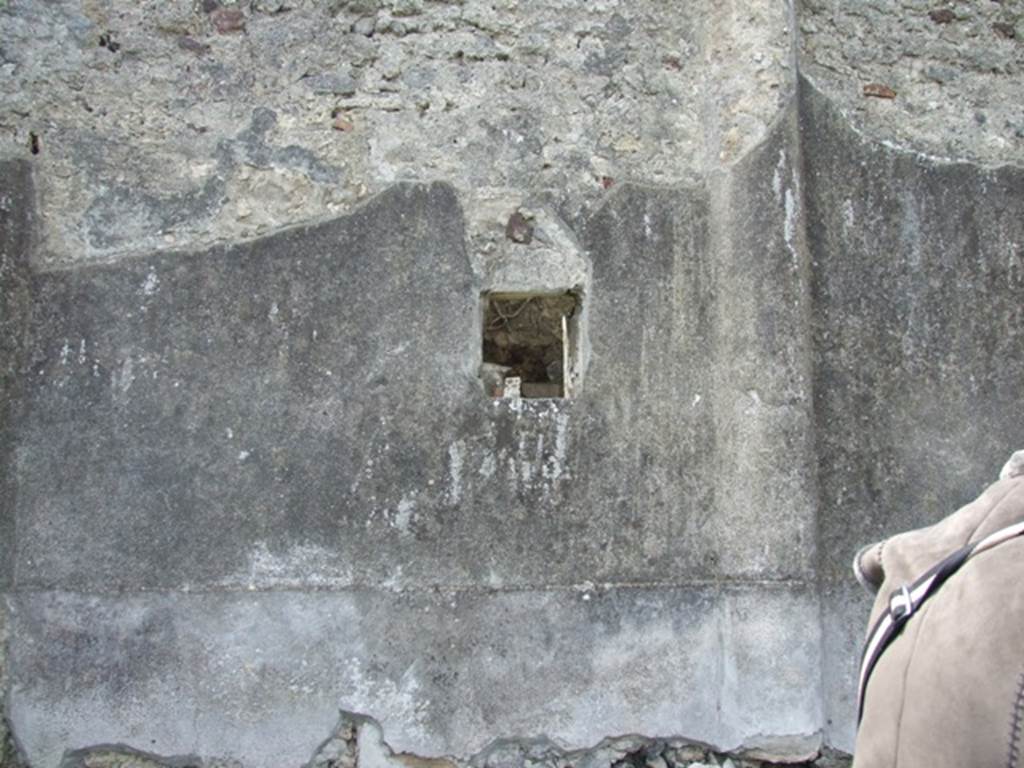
[[480, 291, 580, 399]]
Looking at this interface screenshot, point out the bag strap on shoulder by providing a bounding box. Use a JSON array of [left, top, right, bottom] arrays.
[[856, 520, 1024, 725]]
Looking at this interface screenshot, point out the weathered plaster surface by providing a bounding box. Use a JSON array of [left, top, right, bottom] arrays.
[[9, 586, 823, 767], [801, 78, 1024, 750], [3, 110, 832, 765], [0, 161, 31, 591], [2, 0, 1024, 765], [11, 115, 817, 596], [0, 159, 32, 768]]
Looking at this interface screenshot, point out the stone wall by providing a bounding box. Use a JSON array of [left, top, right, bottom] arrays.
[[0, 0, 790, 267], [2, 1, 1023, 766], [5, 129, 826, 766], [799, 0, 1024, 165]]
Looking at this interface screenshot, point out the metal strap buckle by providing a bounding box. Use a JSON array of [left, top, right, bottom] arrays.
[[890, 584, 914, 621]]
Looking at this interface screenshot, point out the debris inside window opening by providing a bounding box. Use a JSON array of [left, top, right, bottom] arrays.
[[481, 291, 580, 400]]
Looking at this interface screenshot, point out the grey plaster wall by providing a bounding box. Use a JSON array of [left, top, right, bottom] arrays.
[[2, 101, 836, 764], [1, 159, 32, 768], [0, 160, 32, 590], [3, 1, 1024, 765], [702, 102, 817, 585], [14, 161, 813, 593], [15, 182, 477, 592], [10, 586, 822, 767], [801, 78, 1024, 750]]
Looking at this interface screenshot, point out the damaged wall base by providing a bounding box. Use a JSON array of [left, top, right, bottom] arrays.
[[50, 714, 850, 768]]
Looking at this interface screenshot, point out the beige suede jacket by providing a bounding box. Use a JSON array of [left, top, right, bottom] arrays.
[[852, 451, 1024, 768]]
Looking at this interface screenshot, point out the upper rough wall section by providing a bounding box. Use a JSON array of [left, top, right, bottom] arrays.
[[798, 0, 1024, 166], [0, 0, 791, 267]]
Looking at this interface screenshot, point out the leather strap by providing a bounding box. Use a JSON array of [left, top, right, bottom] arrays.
[[856, 520, 1024, 725]]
